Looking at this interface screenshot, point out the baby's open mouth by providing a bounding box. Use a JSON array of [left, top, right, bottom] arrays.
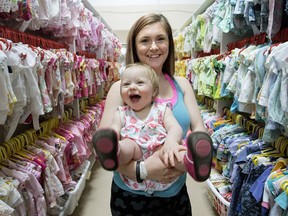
[[129, 94, 141, 102]]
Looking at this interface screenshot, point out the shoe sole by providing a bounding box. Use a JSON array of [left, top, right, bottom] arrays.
[[93, 129, 118, 171], [187, 132, 212, 182]]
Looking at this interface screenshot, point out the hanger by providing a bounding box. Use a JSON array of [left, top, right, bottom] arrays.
[[20, 133, 32, 146], [273, 136, 288, 156], [263, 42, 281, 55], [49, 131, 67, 141], [246, 120, 257, 134], [12, 136, 36, 160], [0, 146, 8, 162], [25, 129, 38, 144], [261, 147, 285, 158], [7, 136, 33, 161], [0, 154, 9, 168], [15, 135, 26, 149], [0, 37, 12, 51], [1, 142, 14, 159], [49, 117, 59, 130], [30, 45, 45, 61], [250, 123, 258, 134], [38, 121, 49, 137], [38, 132, 50, 140], [22, 130, 43, 150], [63, 110, 70, 123], [254, 125, 262, 138], [15, 136, 24, 149]]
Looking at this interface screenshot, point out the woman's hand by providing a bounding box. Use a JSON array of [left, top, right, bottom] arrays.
[[144, 151, 184, 184], [117, 149, 184, 184]]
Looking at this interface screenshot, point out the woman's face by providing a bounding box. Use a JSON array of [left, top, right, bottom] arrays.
[[135, 22, 169, 74]]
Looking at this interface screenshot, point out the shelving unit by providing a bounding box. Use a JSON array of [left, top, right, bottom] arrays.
[[172, 1, 270, 215], [0, 1, 117, 215]]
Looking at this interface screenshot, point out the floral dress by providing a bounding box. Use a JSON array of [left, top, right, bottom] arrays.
[[118, 101, 177, 194]]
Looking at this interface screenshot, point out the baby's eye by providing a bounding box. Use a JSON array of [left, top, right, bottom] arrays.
[[137, 81, 144, 85], [122, 82, 130, 87]]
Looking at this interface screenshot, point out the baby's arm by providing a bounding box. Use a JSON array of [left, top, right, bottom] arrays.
[[160, 106, 186, 167]]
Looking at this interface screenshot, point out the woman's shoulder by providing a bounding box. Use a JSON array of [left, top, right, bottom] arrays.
[[111, 80, 121, 88], [174, 75, 189, 82], [105, 80, 123, 105], [107, 80, 121, 95], [174, 76, 191, 92]]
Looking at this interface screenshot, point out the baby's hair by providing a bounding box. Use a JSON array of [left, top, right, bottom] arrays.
[[122, 63, 159, 97]]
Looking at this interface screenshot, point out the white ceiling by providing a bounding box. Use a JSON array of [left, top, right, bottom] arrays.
[[87, 0, 206, 44]]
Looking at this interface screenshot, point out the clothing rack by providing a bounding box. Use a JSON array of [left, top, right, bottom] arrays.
[[272, 26, 288, 43], [223, 108, 288, 157], [0, 117, 59, 162], [0, 105, 75, 162], [226, 32, 267, 51], [0, 26, 68, 50], [227, 27, 288, 51], [76, 51, 97, 59], [223, 108, 264, 135], [197, 48, 220, 58], [0, 104, 98, 215]]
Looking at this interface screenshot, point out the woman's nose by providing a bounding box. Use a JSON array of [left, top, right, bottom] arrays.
[[150, 41, 159, 49]]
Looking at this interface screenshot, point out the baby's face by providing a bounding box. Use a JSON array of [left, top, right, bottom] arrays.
[[120, 67, 154, 111]]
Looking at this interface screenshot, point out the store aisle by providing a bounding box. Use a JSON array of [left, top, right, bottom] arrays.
[[72, 162, 218, 216]]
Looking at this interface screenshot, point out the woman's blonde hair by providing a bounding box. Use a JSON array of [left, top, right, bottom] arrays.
[[125, 13, 175, 77]]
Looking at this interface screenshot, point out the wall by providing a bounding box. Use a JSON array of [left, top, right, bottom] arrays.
[[91, 4, 203, 44]]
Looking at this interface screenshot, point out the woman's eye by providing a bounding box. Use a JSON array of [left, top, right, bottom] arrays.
[[141, 39, 150, 44], [157, 37, 166, 43]]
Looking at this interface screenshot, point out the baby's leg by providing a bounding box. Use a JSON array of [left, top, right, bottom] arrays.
[[169, 132, 213, 182], [118, 138, 142, 165], [93, 128, 142, 171]]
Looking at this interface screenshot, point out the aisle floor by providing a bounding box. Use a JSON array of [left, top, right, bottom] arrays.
[[71, 162, 218, 216]]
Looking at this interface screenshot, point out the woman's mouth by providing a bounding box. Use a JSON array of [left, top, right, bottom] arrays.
[[148, 54, 160, 58]]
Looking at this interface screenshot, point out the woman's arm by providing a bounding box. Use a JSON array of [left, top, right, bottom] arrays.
[[117, 152, 182, 183], [99, 81, 123, 128], [161, 107, 186, 167], [175, 76, 207, 132]]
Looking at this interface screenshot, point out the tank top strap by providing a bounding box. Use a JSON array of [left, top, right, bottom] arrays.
[[155, 74, 182, 107], [168, 75, 184, 94]]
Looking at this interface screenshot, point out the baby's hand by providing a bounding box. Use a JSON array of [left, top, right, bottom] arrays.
[[160, 143, 187, 167]]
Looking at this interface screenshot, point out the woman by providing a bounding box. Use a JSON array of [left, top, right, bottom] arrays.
[[98, 13, 211, 215]]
